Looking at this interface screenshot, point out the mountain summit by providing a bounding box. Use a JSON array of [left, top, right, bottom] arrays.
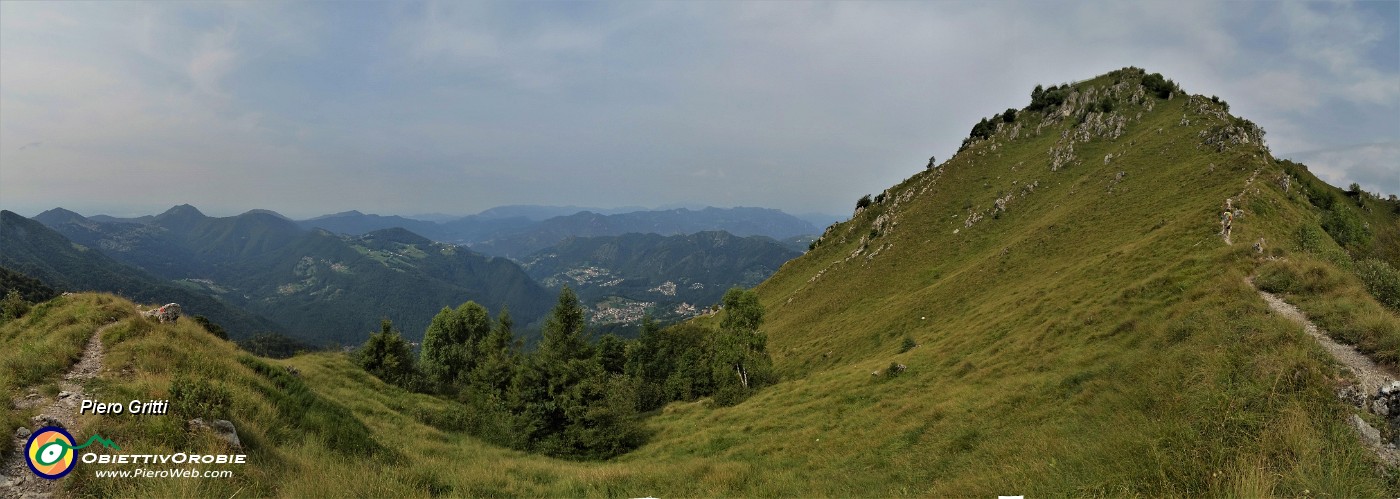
[[4, 67, 1397, 497], [706, 67, 1399, 494]]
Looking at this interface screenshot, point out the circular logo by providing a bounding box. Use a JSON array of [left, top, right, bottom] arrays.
[[26, 426, 77, 480]]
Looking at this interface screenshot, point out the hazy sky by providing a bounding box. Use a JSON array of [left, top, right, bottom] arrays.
[[2, 1, 1396, 219]]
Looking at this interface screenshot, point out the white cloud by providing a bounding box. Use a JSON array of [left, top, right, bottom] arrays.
[[1287, 141, 1400, 197], [1276, 2, 1399, 107]]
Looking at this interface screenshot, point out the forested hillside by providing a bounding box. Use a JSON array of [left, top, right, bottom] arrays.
[[30, 207, 553, 345]]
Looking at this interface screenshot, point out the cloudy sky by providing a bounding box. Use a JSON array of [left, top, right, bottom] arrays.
[[1, 1, 1396, 219]]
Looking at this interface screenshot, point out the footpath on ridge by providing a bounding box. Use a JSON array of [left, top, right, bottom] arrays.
[[0, 321, 117, 498], [1252, 279, 1400, 466]]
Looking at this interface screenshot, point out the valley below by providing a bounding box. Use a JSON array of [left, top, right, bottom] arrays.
[[3, 67, 1399, 497]]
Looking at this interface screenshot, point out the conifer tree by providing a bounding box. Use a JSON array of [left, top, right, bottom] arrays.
[[468, 306, 519, 398], [358, 319, 417, 389]]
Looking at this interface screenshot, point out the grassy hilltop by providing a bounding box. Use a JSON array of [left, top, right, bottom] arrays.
[[4, 67, 1400, 496]]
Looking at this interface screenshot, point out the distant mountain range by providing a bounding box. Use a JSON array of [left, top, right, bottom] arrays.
[[468, 207, 819, 258], [474, 204, 649, 221], [8, 203, 817, 343], [292, 205, 824, 259], [1, 210, 282, 337], [297, 210, 443, 239], [26, 206, 553, 345]]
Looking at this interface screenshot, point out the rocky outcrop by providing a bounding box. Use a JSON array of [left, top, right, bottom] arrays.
[[189, 418, 242, 450], [1336, 381, 1400, 464], [141, 303, 181, 322], [1359, 382, 1400, 437]]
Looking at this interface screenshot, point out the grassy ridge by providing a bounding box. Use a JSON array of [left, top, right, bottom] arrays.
[[738, 69, 1396, 494], [25, 281, 1386, 496], [5, 67, 1398, 496], [0, 293, 133, 455]]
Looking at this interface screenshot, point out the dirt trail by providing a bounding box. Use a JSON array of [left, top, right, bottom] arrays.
[[0, 322, 116, 498], [1254, 285, 1398, 394], [1252, 281, 1400, 465]]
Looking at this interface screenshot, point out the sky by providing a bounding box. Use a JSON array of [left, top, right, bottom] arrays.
[[1, 1, 1396, 220]]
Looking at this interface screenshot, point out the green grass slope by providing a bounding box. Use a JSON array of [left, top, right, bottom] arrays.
[[738, 67, 1400, 495], [0, 294, 135, 455], [6, 68, 1398, 497]]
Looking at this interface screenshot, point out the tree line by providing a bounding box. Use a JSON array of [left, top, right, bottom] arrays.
[[356, 285, 776, 459]]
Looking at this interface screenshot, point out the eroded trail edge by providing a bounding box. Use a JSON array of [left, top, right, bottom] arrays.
[[1, 321, 116, 498], [1252, 280, 1400, 466]]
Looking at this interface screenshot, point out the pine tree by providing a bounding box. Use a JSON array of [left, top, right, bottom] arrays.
[[538, 286, 592, 364], [595, 334, 628, 375], [358, 319, 417, 389], [512, 286, 596, 453], [468, 307, 519, 398], [511, 286, 642, 458]]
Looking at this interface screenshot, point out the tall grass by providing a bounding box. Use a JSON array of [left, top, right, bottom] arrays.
[[1256, 257, 1400, 367], [0, 293, 132, 455], [7, 69, 1398, 496]]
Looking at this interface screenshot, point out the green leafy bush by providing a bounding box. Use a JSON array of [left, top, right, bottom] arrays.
[[884, 362, 906, 379], [1142, 72, 1176, 98], [712, 381, 752, 407], [1356, 259, 1400, 312], [960, 115, 1003, 151], [1295, 225, 1326, 253], [1321, 206, 1371, 248], [970, 117, 996, 141], [420, 302, 490, 389], [1, 289, 30, 323], [1210, 95, 1229, 112], [1028, 84, 1071, 112]]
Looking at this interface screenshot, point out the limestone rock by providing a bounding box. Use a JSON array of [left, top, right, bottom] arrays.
[[189, 418, 242, 450], [141, 303, 182, 323], [1352, 414, 1383, 445], [1338, 384, 1366, 408], [30, 415, 62, 429]]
